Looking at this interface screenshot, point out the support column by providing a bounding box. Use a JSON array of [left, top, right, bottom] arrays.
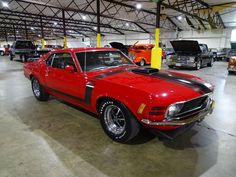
[[13, 25, 16, 41], [151, 1, 162, 69], [40, 16, 45, 49], [96, 0, 101, 48], [24, 20, 28, 40], [62, 10, 67, 48]]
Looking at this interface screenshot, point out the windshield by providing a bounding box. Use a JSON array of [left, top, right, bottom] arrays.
[[76, 50, 134, 72], [15, 41, 35, 49]]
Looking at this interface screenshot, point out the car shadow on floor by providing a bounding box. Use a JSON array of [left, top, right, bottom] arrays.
[[14, 96, 219, 177]]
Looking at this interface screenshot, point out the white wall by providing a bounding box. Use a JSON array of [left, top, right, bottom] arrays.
[[0, 28, 233, 49], [99, 28, 232, 49]]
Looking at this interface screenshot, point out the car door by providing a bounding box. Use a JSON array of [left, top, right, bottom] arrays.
[[45, 52, 87, 103], [200, 45, 210, 64]]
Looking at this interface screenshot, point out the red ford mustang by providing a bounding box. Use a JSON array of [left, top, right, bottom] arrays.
[[24, 48, 215, 143]]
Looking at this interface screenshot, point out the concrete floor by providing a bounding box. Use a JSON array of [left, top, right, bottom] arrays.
[[0, 56, 236, 177]]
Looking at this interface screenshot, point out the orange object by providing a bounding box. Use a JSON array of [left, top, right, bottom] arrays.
[[128, 44, 165, 66]]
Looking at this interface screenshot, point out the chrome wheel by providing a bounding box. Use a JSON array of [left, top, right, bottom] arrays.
[[196, 60, 201, 70], [32, 79, 40, 97], [104, 105, 126, 135], [140, 60, 145, 66]]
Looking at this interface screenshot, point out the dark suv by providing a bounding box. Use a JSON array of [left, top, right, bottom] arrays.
[[9, 40, 36, 62]]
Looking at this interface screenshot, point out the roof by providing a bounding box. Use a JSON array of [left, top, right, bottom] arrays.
[[52, 47, 118, 53], [0, 0, 235, 40]]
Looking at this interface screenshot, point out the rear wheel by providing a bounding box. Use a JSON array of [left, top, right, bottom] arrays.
[[99, 99, 140, 143], [31, 77, 49, 101], [9, 54, 13, 61], [207, 58, 214, 67], [0, 51, 4, 56], [139, 59, 146, 66]]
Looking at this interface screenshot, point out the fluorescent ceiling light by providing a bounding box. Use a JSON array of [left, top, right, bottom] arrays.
[[2, 2, 9, 8], [54, 22, 58, 25], [82, 15, 86, 20], [126, 23, 129, 27], [177, 16, 182, 20], [136, 3, 142, 10], [31, 27, 34, 30]]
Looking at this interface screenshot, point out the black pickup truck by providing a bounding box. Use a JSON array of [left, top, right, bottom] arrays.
[[167, 40, 214, 70], [9, 40, 36, 62]]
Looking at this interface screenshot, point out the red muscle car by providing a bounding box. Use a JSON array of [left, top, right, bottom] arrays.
[[24, 48, 215, 143]]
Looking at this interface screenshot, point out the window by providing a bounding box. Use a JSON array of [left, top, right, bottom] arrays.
[[51, 53, 77, 71], [46, 54, 55, 66], [76, 50, 133, 72]]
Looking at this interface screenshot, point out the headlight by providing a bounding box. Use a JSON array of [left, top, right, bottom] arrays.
[[166, 103, 184, 118], [189, 57, 195, 62]]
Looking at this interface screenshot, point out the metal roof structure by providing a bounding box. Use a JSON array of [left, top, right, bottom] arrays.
[[0, 0, 235, 41]]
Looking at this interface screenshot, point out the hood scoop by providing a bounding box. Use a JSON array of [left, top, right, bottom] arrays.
[[132, 67, 159, 75]]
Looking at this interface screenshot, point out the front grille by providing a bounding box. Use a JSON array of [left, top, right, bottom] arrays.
[[181, 96, 208, 113], [174, 95, 209, 119]]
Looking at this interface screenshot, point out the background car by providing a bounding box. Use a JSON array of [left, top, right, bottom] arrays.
[[9, 40, 36, 62], [110, 42, 165, 66], [167, 40, 214, 70]]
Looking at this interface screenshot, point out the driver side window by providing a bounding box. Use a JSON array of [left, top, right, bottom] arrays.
[[51, 53, 77, 71]]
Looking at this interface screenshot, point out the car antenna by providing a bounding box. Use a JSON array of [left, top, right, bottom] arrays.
[[84, 46, 87, 76]]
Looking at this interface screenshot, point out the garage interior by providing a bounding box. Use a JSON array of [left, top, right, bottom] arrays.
[[0, 0, 236, 177]]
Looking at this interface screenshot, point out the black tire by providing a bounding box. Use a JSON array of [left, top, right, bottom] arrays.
[[9, 54, 13, 61], [139, 59, 146, 66], [99, 99, 140, 143], [168, 65, 174, 69], [0, 51, 4, 56], [195, 60, 201, 70], [31, 77, 49, 101], [207, 58, 214, 67]]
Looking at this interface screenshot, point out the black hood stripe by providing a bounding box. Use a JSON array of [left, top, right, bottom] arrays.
[[150, 72, 212, 94], [94, 68, 134, 79]]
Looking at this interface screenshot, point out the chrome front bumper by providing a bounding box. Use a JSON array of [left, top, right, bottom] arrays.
[[141, 100, 215, 126], [168, 61, 196, 67]]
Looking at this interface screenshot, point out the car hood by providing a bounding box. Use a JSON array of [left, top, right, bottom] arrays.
[[93, 67, 213, 101], [109, 42, 129, 55], [171, 40, 201, 54]]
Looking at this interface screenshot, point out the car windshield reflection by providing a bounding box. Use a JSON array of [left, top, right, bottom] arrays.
[[76, 50, 134, 72]]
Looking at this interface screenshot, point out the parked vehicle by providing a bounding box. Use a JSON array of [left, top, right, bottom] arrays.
[[110, 42, 165, 66], [24, 48, 215, 143], [227, 43, 236, 73], [167, 40, 214, 70], [210, 48, 218, 61], [0, 44, 10, 56], [216, 48, 228, 60], [0, 46, 4, 56], [228, 52, 236, 74], [9, 40, 36, 62]]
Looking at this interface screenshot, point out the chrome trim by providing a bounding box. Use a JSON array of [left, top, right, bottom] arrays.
[[165, 94, 211, 119], [141, 100, 214, 126]]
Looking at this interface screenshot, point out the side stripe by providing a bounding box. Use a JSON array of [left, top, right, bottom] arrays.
[[45, 85, 93, 104]]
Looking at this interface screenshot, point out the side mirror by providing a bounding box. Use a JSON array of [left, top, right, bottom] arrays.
[[65, 65, 75, 73]]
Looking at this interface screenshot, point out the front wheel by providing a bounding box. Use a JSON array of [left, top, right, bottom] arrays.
[[139, 59, 146, 66], [0, 51, 4, 56], [195, 60, 201, 70], [99, 99, 140, 143], [31, 77, 49, 101]]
